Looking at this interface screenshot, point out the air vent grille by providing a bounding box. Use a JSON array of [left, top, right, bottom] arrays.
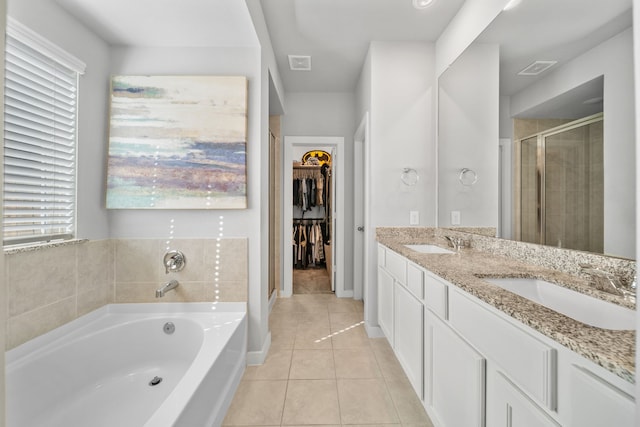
[[518, 60, 557, 76], [288, 55, 311, 71]]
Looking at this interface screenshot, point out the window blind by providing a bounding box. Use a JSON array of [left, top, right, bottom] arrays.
[[3, 21, 84, 246]]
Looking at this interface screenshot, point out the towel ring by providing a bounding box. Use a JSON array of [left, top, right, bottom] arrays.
[[459, 168, 478, 186], [401, 168, 419, 186]]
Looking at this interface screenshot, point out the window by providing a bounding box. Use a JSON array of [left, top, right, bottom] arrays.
[[3, 19, 85, 246]]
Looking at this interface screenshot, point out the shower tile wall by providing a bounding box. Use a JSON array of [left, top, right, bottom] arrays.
[[4, 238, 248, 350]]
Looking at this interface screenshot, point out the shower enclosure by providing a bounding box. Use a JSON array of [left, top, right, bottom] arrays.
[[518, 114, 603, 252]]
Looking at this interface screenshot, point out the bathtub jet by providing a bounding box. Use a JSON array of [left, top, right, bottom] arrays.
[[156, 279, 179, 298]]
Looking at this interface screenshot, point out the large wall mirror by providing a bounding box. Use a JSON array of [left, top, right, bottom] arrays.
[[438, 0, 635, 260]]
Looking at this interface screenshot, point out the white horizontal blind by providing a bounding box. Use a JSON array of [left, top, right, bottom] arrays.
[[3, 26, 80, 246]]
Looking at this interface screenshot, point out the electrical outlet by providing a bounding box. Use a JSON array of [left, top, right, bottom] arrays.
[[451, 210, 461, 225], [410, 211, 420, 225]]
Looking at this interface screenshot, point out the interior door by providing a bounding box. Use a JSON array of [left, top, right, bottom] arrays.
[[353, 138, 364, 299], [330, 148, 336, 292]]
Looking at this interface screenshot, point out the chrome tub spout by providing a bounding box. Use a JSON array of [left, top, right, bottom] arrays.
[[156, 279, 179, 298]]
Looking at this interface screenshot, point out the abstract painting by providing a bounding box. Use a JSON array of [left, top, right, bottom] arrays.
[[106, 75, 248, 209]]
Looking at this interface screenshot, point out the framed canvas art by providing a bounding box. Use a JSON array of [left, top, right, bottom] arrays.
[[106, 75, 248, 209]]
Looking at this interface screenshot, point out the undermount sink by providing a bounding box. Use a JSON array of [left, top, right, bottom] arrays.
[[483, 277, 635, 330], [404, 244, 454, 255]]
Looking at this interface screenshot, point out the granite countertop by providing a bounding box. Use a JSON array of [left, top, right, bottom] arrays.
[[377, 233, 636, 384]]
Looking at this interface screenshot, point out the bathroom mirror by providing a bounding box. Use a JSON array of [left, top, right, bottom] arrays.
[[437, 0, 635, 260]]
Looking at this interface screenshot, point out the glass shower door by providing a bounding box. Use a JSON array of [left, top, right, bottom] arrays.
[[544, 120, 603, 252], [518, 114, 603, 252]]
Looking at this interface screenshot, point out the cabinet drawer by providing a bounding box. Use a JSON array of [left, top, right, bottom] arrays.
[[449, 289, 556, 411], [424, 273, 448, 319], [406, 262, 424, 299], [385, 249, 407, 283]]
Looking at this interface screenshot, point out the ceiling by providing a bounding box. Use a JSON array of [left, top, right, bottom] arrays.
[[259, 0, 466, 92], [54, 0, 259, 48], [54, 0, 633, 114]]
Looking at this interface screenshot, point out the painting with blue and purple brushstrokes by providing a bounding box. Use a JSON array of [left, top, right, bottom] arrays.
[[106, 75, 248, 209]]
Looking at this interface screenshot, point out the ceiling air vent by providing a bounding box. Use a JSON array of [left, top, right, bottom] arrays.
[[288, 55, 311, 71], [518, 60, 557, 76]]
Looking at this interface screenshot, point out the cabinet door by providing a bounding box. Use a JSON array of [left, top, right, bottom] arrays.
[[426, 311, 485, 427], [568, 365, 635, 427], [377, 267, 394, 345], [394, 283, 423, 398], [488, 371, 560, 427]]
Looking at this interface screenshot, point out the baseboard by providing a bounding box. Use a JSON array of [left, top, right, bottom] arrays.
[[268, 291, 277, 313], [336, 289, 354, 298], [246, 331, 271, 365], [364, 322, 385, 338]]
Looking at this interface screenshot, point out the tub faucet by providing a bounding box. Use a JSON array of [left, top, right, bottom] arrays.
[[156, 279, 179, 298], [164, 250, 186, 274]]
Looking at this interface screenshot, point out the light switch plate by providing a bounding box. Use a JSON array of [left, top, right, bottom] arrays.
[[410, 211, 420, 225], [451, 210, 461, 225]]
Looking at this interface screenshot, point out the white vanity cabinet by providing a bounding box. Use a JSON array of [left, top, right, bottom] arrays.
[[377, 244, 424, 398], [376, 243, 636, 427], [487, 370, 560, 427], [567, 365, 635, 427], [426, 310, 485, 427], [377, 266, 395, 345]]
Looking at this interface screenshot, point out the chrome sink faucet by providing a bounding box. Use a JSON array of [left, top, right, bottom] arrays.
[[580, 264, 634, 298], [156, 279, 179, 298], [444, 236, 464, 251]]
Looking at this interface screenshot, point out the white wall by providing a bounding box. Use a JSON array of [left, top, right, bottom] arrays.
[[438, 43, 500, 228], [282, 92, 356, 292], [0, 2, 5, 424], [8, 0, 111, 240], [357, 41, 437, 331], [633, 0, 640, 418], [511, 29, 635, 259]]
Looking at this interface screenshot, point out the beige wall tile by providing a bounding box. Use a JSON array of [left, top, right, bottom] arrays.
[[205, 280, 247, 302], [115, 239, 160, 283], [7, 245, 77, 317], [77, 240, 114, 294], [77, 286, 113, 317], [7, 297, 76, 349]]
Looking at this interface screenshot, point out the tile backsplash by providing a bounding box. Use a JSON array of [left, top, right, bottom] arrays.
[[4, 237, 248, 349]]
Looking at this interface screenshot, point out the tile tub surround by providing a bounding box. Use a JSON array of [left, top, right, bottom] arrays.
[[4, 237, 248, 350], [376, 227, 635, 383]]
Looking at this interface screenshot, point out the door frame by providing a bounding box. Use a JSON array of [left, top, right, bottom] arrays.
[[282, 136, 346, 297], [353, 113, 370, 301]]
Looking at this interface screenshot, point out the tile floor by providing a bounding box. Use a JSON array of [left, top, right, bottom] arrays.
[[223, 293, 435, 426], [293, 267, 332, 294]]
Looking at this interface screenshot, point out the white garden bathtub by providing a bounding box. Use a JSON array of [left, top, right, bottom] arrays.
[[6, 302, 247, 427]]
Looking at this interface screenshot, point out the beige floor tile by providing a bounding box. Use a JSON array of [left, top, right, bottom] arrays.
[[371, 340, 411, 381], [282, 380, 341, 425], [289, 349, 336, 379], [337, 378, 400, 425], [330, 325, 370, 349], [270, 312, 300, 330], [386, 379, 433, 425], [329, 311, 364, 329], [294, 323, 333, 350], [271, 298, 302, 314], [244, 348, 292, 380], [327, 298, 357, 313], [333, 347, 382, 379], [223, 380, 287, 426], [270, 327, 297, 350], [297, 310, 331, 326]]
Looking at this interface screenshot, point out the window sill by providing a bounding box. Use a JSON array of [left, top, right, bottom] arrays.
[[4, 239, 89, 255]]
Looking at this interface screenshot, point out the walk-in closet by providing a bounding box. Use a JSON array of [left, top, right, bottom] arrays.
[[292, 150, 333, 294]]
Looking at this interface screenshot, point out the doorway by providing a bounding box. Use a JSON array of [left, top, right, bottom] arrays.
[[283, 136, 345, 298]]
